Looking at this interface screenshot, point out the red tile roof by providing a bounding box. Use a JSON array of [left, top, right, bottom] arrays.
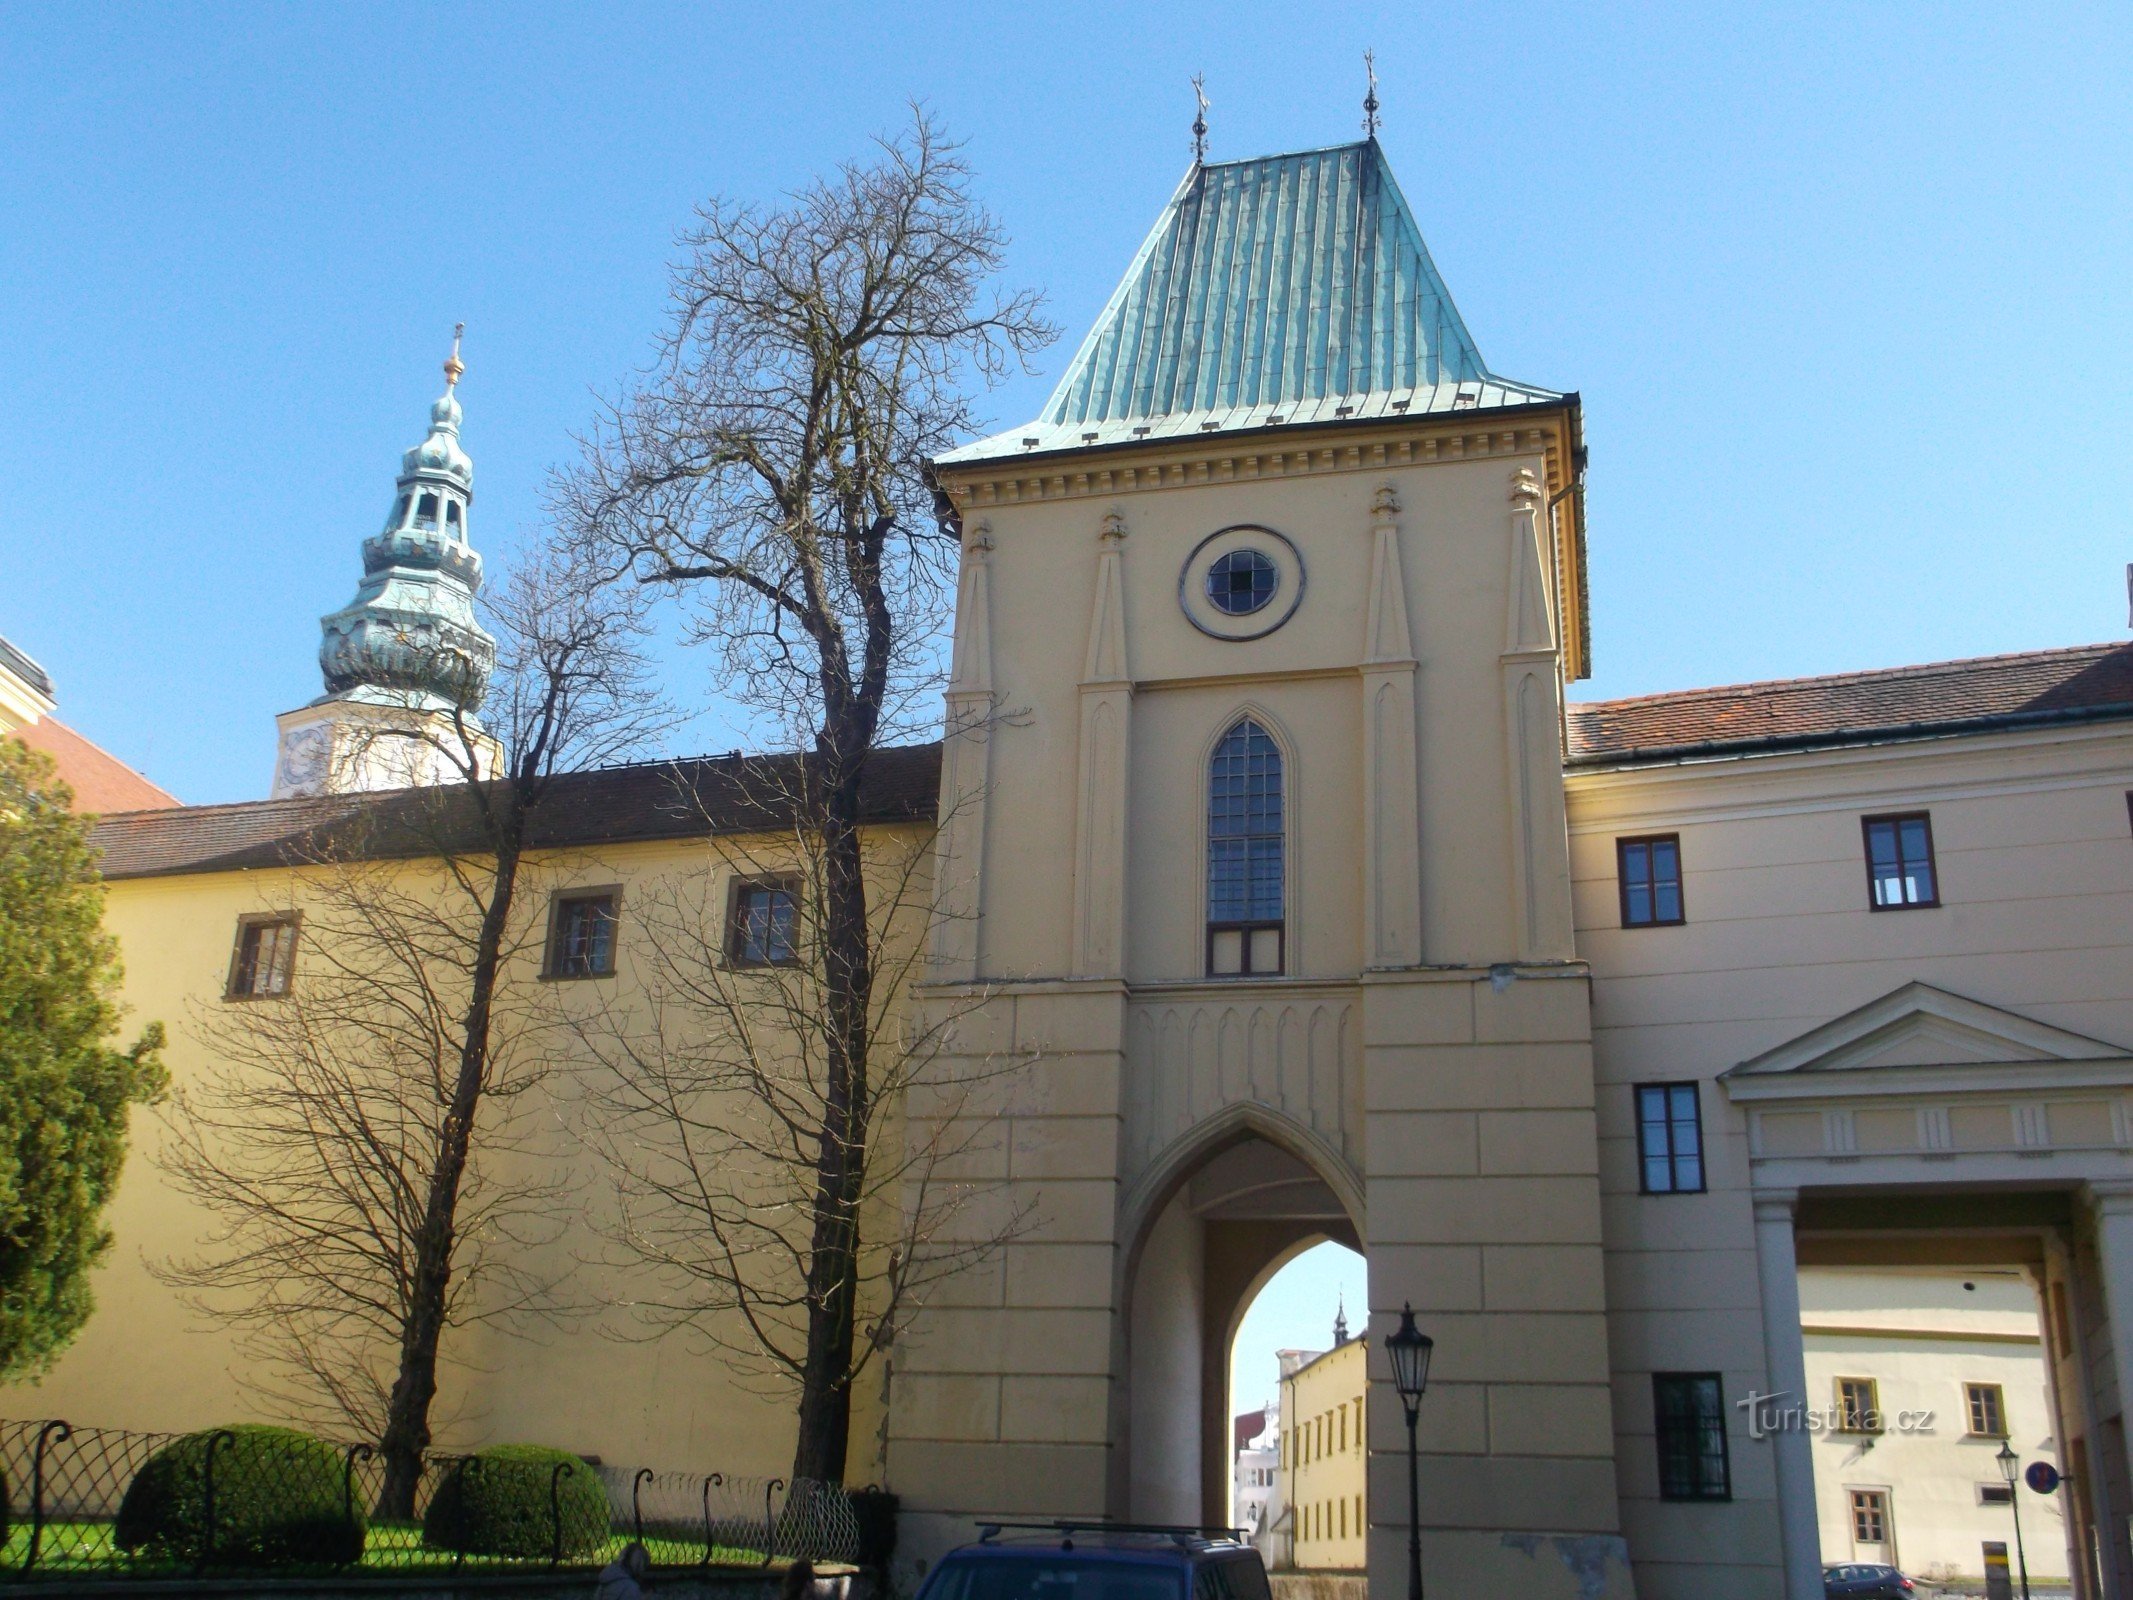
[[11, 717, 181, 812], [1568, 642, 2133, 767], [91, 743, 943, 880]]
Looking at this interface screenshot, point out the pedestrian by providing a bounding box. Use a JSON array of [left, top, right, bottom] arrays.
[[595, 1542, 652, 1600]]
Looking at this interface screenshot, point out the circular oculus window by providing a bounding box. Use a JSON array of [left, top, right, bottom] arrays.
[[1178, 525, 1305, 640]]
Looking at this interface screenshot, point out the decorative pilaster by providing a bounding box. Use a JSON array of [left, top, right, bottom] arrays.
[[931, 523, 995, 979], [1071, 512, 1133, 978], [1360, 485, 1423, 967], [1499, 467, 1574, 959]]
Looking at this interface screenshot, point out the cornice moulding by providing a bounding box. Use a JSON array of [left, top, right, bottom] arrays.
[[934, 419, 1569, 509]]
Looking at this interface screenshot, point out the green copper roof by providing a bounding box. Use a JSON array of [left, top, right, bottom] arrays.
[[942, 139, 1560, 465], [314, 338, 496, 713]]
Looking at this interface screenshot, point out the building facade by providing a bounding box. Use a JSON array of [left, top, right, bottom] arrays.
[[1799, 1268, 2067, 1584], [16, 133, 2133, 1600], [1279, 1335, 1368, 1573]]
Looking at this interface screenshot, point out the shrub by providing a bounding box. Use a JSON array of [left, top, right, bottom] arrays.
[[115, 1425, 363, 1566], [420, 1444, 609, 1559]]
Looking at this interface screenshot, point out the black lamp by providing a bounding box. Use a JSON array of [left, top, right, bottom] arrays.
[[1386, 1305, 1434, 1413], [1995, 1442, 2031, 1600], [1385, 1304, 1434, 1600]]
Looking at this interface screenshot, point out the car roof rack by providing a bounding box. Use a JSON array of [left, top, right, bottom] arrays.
[[975, 1520, 1248, 1550]]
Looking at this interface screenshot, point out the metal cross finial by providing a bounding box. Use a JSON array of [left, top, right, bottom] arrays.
[[1363, 50, 1381, 138], [444, 322, 466, 389], [1191, 73, 1209, 163]]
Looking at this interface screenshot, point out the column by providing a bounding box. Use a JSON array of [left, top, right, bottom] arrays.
[[2087, 1183, 2133, 1496], [1752, 1190, 1823, 1600]]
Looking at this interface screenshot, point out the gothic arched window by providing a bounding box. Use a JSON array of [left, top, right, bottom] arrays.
[[1207, 717, 1284, 976]]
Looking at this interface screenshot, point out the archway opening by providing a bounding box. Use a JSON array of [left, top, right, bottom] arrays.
[[1229, 1239, 1366, 1567], [1121, 1129, 1361, 1532], [1776, 1192, 2104, 1599]]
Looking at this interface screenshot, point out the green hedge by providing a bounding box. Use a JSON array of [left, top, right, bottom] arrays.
[[115, 1425, 363, 1566], [420, 1444, 608, 1559]]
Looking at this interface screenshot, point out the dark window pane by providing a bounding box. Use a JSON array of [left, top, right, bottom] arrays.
[[1654, 1373, 1729, 1500], [1208, 720, 1283, 926], [1206, 549, 1280, 616]]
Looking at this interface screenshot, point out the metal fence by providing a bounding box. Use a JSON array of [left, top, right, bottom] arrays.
[[0, 1419, 861, 1578]]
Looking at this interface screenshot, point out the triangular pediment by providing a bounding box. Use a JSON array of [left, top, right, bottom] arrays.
[[1724, 982, 2129, 1079]]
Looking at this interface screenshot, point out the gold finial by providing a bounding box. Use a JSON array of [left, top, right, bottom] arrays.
[[443, 322, 466, 390]]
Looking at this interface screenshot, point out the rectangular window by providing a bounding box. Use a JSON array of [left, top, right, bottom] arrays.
[[1850, 1489, 1888, 1544], [1617, 834, 1685, 927], [1652, 1372, 1730, 1501], [545, 890, 619, 979], [1836, 1377, 1883, 1434], [1636, 1083, 1706, 1194], [1979, 1483, 2014, 1506], [1966, 1382, 2007, 1438], [1864, 813, 1939, 909], [727, 876, 800, 967], [226, 914, 299, 998]]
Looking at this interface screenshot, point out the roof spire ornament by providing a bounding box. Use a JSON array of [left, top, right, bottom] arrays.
[[443, 321, 465, 390], [1191, 73, 1209, 164], [1333, 1294, 1350, 1346], [1363, 50, 1380, 138]]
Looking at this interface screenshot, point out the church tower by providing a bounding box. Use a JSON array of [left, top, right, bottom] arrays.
[[271, 331, 500, 798]]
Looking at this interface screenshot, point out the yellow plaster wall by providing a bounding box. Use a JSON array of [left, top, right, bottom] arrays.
[[11, 824, 933, 1485]]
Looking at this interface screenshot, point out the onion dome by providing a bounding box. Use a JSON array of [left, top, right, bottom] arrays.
[[314, 328, 497, 710]]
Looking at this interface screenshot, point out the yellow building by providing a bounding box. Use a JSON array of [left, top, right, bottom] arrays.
[[22, 127, 2133, 1600], [1277, 1334, 1367, 1573]]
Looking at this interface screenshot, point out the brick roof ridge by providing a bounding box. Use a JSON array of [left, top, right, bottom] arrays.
[[1569, 640, 2128, 714]]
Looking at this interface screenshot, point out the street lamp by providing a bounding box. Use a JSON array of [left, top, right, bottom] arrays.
[[1995, 1442, 2032, 1600], [1385, 1304, 1434, 1600]]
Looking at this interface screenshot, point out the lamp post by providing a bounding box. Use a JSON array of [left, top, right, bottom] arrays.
[[1995, 1443, 2032, 1600], [1384, 1303, 1434, 1600]]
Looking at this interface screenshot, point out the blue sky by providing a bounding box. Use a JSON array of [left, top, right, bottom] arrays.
[[3, 6, 2128, 803]]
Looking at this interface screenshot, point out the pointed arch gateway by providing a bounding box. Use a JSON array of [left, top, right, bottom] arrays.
[[1113, 1102, 1366, 1528]]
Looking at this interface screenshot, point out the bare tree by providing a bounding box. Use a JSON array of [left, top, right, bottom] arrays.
[[556, 107, 1052, 1482], [565, 766, 1030, 1461], [158, 551, 664, 1513]]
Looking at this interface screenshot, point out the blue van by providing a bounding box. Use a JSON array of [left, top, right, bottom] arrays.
[[916, 1524, 1273, 1600]]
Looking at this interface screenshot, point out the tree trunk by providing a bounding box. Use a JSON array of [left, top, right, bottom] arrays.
[[791, 740, 873, 1486], [375, 841, 522, 1516]]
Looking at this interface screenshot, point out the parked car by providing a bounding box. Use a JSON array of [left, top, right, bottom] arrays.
[[1824, 1563, 1915, 1598], [916, 1524, 1272, 1600]]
